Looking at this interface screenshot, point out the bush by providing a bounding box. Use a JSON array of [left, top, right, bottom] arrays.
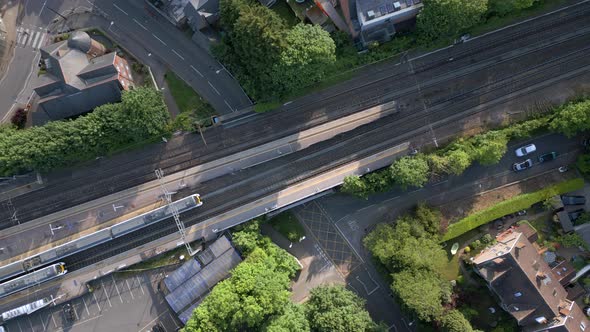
[[464, 246, 471, 253], [10, 108, 27, 129], [269, 211, 305, 242], [442, 178, 585, 241], [577, 154, 590, 179]]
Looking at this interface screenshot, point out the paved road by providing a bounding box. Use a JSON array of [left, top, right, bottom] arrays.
[[84, 0, 251, 114]]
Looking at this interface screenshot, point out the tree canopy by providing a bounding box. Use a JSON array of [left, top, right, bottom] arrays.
[[549, 100, 590, 137], [417, 0, 488, 42], [0, 87, 169, 176], [216, 0, 336, 100], [441, 309, 476, 332], [306, 285, 376, 332], [389, 155, 430, 189]]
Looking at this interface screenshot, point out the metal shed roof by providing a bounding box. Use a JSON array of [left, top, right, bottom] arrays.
[[557, 210, 574, 233], [164, 258, 202, 293], [165, 248, 242, 314]]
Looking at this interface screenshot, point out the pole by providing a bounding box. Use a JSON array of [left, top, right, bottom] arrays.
[[46, 7, 68, 20]]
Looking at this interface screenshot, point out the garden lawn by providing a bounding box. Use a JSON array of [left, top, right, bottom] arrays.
[[269, 211, 306, 242], [442, 178, 585, 241], [165, 71, 215, 124]]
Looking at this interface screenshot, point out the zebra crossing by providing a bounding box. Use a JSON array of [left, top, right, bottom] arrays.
[[16, 26, 46, 50]]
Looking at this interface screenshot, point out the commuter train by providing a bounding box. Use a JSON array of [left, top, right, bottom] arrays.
[[0, 194, 202, 284], [0, 263, 66, 299]]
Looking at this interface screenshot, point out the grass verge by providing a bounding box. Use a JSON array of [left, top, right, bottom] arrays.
[[269, 211, 306, 242], [121, 246, 189, 274], [165, 71, 215, 129], [442, 178, 585, 241]]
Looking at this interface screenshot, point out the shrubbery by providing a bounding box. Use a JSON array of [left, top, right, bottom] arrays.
[[0, 87, 169, 176]]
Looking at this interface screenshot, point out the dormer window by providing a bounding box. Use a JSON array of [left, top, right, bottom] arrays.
[[514, 292, 522, 297], [535, 316, 547, 324]]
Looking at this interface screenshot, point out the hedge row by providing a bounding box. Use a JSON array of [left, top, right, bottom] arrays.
[[442, 178, 584, 241]]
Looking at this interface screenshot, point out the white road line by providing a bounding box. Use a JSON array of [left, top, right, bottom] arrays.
[[82, 297, 91, 315], [16, 319, 23, 332], [208, 81, 220, 95], [224, 100, 233, 112], [100, 280, 112, 307], [169, 312, 180, 328], [27, 317, 34, 331], [30, 31, 41, 48], [113, 3, 128, 15], [125, 279, 135, 299], [136, 276, 146, 295], [35, 33, 46, 49], [172, 49, 185, 60], [51, 312, 58, 327], [72, 304, 80, 320], [112, 275, 123, 303], [21, 29, 31, 46], [190, 65, 203, 77], [152, 34, 166, 46], [92, 292, 102, 311], [133, 18, 148, 31], [38, 312, 47, 330]]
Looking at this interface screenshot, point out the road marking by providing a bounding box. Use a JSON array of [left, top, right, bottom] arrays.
[[112, 275, 123, 303], [152, 34, 167, 46], [100, 280, 112, 307], [92, 292, 102, 311], [208, 81, 220, 95], [35, 33, 46, 49], [73, 303, 80, 320], [30, 31, 41, 48], [133, 18, 148, 31], [136, 275, 146, 295], [190, 65, 203, 77], [113, 3, 128, 15], [82, 297, 91, 315], [38, 313, 47, 330], [224, 100, 233, 112], [125, 279, 135, 299], [51, 312, 58, 327], [172, 49, 185, 60], [27, 317, 34, 331], [16, 319, 23, 332]]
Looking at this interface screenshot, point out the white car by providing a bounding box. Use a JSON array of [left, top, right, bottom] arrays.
[[515, 144, 536, 157]]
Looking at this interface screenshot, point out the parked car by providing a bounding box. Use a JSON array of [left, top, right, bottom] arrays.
[[63, 304, 75, 322], [152, 323, 165, 332], [515, 144, 536, 157], [568, 209, 586, 221], [561, 195, 586, 205], [538, 152, 557, 163], [513, 159, 533, 171], [584, 306, 590, 317]]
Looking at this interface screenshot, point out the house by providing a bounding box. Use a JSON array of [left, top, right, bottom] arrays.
[[473, 228, 590, 331], [34, 31, 133, 121], [355, 0, 423, 46]]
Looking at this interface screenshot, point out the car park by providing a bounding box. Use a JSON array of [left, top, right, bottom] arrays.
[[513, 159, 533, 171], [515, 144, 536, 157], [561, 195, 586, 205], [538, 152, 557, 163]]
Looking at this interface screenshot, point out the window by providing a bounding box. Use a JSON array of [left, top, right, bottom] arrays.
[[553, 289, 557, 297], [514, 292, 522, 297], [535, 317, 547, 324]]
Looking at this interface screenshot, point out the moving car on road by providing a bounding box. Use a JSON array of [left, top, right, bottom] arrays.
[[538, 152, 557, 163], [513, 159, 533, 171], [515, 144, 536, 157]]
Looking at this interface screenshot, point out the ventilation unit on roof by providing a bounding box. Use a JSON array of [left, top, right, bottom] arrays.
[[367, 10, 375, 19], [535, 317, 548, 324]]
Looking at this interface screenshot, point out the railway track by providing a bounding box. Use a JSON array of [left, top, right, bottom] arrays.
[[62, 33, 590, 271], [2, 3, 590, 227]]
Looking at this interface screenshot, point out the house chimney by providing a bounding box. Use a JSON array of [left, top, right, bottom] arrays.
[[536, 271, 547, 280]]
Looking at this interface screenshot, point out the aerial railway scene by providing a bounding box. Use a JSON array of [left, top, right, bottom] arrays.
[[0, 0, 589, 331]]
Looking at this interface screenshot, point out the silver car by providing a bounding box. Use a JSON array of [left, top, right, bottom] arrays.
[[513, 159, 533, 171], [515, 144, 536, 157]]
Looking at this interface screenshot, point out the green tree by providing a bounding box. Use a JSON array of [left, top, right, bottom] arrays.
[[444, 148, 473, 175], [472, 131, 508, 165], [417, 0, 488, 42], [549, 100, 590, 137], [427, 154, 450, 176], [390, 155, 430, 189], [391, 268, 450, 322], [576, 154, 590, 178], [441, 309, 475, 332], [273, 24, 336, 96], [306, 285, 375, 332], [414, 203, 442, 236], [231, 219, 262, 255], [363, 223, 399, 266], [118, 86, 169, 138], [341, 175, 371, 198], [264, 303, 310, 332]]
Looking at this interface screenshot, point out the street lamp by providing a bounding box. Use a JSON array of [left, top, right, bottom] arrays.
[[49, 224, 64, 236], [108, 21, 114, 32]]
